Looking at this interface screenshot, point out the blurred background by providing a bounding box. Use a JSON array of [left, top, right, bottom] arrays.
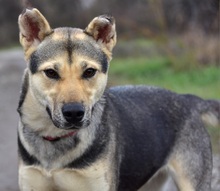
[[0, 0, 219, 190], [1, 0, 219, 97]]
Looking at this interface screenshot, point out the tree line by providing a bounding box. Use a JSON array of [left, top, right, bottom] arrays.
[[0, 0, 218, 47]]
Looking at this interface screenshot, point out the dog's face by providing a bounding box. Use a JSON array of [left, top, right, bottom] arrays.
[[18, 9, 116, 130]]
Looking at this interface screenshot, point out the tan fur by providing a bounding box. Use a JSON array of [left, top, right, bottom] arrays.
[[139, 167, 171, 191], [19, 158, 112, 191], [30, 52, 107, 114], [168, 157, 195, 191]]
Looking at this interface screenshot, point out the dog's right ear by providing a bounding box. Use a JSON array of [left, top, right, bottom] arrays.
[[18, 8, 52, 59]]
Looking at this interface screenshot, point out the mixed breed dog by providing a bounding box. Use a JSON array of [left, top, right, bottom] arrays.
[[17, 8, 219, 191]]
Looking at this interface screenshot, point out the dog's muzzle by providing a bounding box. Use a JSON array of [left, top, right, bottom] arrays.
[[62, 102, 85, 126], [46, 102, 88, 129]]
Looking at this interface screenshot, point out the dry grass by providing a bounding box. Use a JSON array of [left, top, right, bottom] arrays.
[[182, 30, 219, 66]]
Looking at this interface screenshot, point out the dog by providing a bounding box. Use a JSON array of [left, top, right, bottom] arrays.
[[17, 8, 219, 191]]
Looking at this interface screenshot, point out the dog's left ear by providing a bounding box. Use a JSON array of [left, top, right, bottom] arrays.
[[85, 15, 117, 53], [18, 8, 52, 59]]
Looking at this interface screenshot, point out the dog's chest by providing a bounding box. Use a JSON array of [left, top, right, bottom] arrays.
[[19, 162, 110, 191]]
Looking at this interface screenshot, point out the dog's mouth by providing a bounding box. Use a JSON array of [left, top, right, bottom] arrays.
[[43, 131, 77, 142]]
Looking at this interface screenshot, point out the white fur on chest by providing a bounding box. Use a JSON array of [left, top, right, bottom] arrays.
[[19, 160, 111, 191]]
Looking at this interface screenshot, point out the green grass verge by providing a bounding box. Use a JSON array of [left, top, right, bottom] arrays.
[[108, 57, 220, 99]]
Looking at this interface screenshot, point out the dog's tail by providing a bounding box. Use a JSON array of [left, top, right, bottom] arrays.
[[199, 99, 220, 127]]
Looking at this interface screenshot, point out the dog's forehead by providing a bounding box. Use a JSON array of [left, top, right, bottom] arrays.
[[29, 28, 108, 73], [51, 28, 88, 41]]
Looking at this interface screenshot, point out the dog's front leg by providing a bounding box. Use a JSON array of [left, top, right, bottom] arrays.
[[19, 165, 54, 191]]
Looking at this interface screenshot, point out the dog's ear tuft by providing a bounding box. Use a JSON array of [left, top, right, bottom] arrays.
[[18, 8, 52, 59], [85, 15, 117, 52]]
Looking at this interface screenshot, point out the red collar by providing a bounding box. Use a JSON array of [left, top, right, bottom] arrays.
[[43, 131, 77, 141]]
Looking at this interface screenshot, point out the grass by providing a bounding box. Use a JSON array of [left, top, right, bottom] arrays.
[[108, 57, 220, 99]]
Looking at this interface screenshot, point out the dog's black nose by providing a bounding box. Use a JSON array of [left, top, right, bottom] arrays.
[[62, 103, 85, 124]]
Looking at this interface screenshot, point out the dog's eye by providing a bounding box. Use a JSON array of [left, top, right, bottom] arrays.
[[44, 69, 60, 79], [83, 68, 97, 79]]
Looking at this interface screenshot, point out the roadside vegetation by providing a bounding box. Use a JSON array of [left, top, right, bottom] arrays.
[[109, 38, 219, 99], [109, 56, 219, 99]]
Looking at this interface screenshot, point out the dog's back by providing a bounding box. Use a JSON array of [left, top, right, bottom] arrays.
[[104, 85, 216, 190]]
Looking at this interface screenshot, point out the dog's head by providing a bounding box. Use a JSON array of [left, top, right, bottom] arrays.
[[18, 8, 116, 130]]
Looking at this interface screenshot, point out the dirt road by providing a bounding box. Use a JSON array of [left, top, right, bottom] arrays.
[[0, 49, 25, 191], [0, 49, 219, 191]]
